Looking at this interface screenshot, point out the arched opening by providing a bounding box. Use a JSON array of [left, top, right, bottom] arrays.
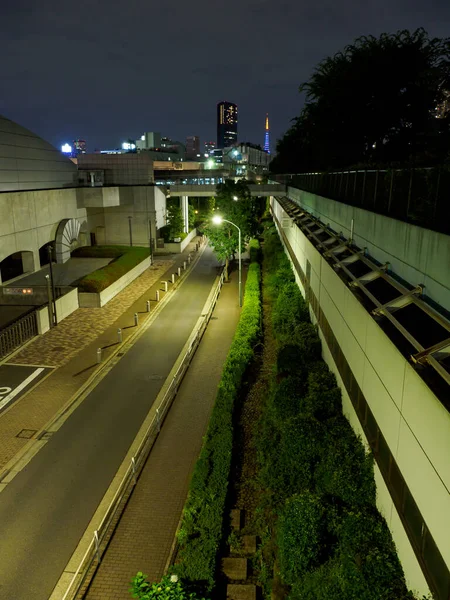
[[0, 251, 35, 283], [55, 218, 81, 264], [39, 242, 55, 267]]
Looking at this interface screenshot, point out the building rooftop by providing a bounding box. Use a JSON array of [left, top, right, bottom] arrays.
[[0, 115, 77, 192]]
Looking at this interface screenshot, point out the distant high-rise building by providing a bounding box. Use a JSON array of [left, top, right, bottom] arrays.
[[264, 114, 270, 154], [186, 135, 200, 159], [217, 101, 238, 149], [73, 139, 87, 156], [204, 141, 216, 155]]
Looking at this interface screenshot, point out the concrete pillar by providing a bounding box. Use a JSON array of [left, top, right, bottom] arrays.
[[180, 196, 189, 233], [21, 251, 35, 274]]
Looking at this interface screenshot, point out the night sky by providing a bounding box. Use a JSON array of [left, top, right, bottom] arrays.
[[1, 0, 450, 153]]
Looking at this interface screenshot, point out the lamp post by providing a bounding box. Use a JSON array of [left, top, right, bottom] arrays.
[[128, 216, 133, 247], [212, 215, 242, 307]]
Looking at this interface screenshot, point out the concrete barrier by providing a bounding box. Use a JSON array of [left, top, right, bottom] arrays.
[[36, 288, 79, 334], [78, 257, 151, 308], [154, 228, 197, 255]]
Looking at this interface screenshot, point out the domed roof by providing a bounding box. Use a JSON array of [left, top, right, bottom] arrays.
[[0, 115, 77, 192]]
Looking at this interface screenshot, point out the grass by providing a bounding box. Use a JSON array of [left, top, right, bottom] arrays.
[[72, 245, 150, 293]]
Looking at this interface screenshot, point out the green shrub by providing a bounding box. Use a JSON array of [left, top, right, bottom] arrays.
[[130, 573, 206, 599], [260, 416, 324, 501], [248, 238, 261, 262], [314, 416, 376, 507], [300, 362, 342, 420], [278, 493, 327, 585], [75, 245, 149, 293], [276, 344, 307, 377], [175, 242, 262, 592], [288, 559, 347, 600], [272, 376, 307, 421], [272, 282, 309, 338], [290, 322, 322, 361], [336, 509, 409, 600]]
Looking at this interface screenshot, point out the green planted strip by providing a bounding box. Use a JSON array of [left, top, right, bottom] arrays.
[[256, 219, 419, 600], [73, 245, 150, 293], [174, 240, 262, 592]]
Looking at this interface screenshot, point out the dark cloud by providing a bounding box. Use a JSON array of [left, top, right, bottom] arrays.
[[1, 0, 450, 150]]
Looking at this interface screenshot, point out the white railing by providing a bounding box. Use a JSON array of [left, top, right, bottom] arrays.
[[60, 250, 224, 600]]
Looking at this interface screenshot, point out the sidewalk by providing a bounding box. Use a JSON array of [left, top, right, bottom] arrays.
[[0, 241, 200, 472], [83, 270, 245, 599]]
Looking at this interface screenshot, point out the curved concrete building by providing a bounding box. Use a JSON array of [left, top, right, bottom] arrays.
[[0, 115, 77, 191]]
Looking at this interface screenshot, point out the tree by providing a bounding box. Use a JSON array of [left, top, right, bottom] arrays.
[[188, 204, 195, 229], [166, 200, 184, 240], [205, 179, 253, 280], [272, 29, 450, 172]]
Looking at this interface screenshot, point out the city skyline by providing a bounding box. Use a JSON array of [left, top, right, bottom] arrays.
[[1, 1, 450, 153]]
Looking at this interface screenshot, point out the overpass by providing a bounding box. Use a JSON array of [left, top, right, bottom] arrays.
[[271, 184, 450, 600], [167, 183, 285, 197]]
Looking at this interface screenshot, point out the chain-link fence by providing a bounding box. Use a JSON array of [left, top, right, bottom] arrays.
[[274, 168, 450, 235]]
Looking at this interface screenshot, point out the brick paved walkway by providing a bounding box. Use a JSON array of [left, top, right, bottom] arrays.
[[0, 242, 202, 471], [9, 259, 173, 368], [84, 271, 244, 599]]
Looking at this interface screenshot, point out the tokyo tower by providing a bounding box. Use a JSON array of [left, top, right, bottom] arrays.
[[264, 113, 270, 154]]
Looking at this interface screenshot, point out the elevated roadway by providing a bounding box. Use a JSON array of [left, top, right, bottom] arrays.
[[167, 183, 285, 196]]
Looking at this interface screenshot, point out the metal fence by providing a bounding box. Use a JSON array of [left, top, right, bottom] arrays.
[[274, 168, 450, 235], [0, 310, 37, 359], [60, 267, 226, 600]]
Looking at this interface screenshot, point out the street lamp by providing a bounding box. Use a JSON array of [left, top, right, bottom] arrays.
[[212, 215, 242, 307], [233, 196, 238, 201]]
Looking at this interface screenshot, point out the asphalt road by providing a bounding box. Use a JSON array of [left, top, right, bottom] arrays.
[[0, 364, 52, 414], [0, 247, 220, 600]]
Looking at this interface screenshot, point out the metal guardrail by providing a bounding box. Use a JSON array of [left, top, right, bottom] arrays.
[[60, 266, 225, 600], [274, 168, 450, 236], [0, 310, 37, 359]]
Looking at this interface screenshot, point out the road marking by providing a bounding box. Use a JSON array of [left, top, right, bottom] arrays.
[[0, 368, 45, 411]]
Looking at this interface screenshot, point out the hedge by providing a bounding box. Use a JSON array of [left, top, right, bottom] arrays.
[[174, 240, 262, 593], [72, 245, 150, 293], [256, 220, 413, 599]]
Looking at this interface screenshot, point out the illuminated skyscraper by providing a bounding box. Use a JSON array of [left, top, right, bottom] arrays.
[[217, 101, 238, 149], [186, 135, 200, 159], [264, 114, 270, 154], [73, 139, 87, 155]]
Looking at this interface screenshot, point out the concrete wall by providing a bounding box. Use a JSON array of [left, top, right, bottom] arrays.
[[0, 188, 89, 283], [98, 185, 166, 248], [0, 185, 166, 283], [271, 197, 450, 598], [287, 187, 450, 312], [154, 228, 197, 254], [78, 256, 151, 308], [36, 287, 79, 334]]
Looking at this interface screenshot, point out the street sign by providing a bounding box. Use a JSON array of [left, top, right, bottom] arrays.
[[3, 287, 34, 296]]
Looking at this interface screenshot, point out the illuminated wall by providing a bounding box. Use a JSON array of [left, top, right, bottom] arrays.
[[270, 196, 450, 600]]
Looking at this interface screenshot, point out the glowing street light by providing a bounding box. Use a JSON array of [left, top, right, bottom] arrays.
[[212, 215, 242, 307], [233, 196, 238, 201]]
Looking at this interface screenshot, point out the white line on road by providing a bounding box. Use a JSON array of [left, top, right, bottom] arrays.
[[0, 368, 45, 411]]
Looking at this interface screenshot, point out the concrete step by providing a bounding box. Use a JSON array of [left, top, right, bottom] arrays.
[[242, 535, 257, 555], [227, 584, 257, 600], [230, 508, 242, 531], [222, 557, 247, 580]]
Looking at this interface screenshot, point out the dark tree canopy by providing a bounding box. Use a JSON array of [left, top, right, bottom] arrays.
[[271, 28, 450, 173]]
